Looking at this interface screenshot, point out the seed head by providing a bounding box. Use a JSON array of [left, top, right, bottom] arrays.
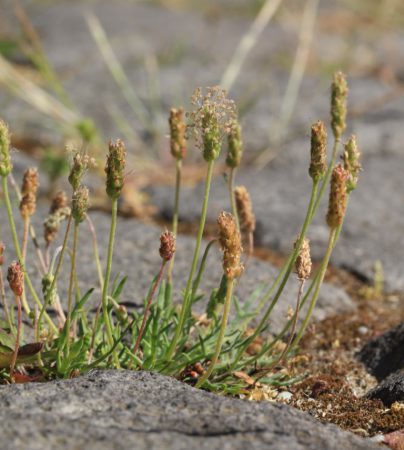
[[217, 212, 243, 280], [71, 185, 90, 224], [326, 164, 348, 229], [342, 135, 361, 193], [331, 71, 348, 139], [0, 119, 12, 177], [309, 121, 327, 182], [294, 237, 312, 280], [7, 261, 24, 297], [44, 206, 71, 246], [49, 190, 69, 214], [19, 168, 39, 219], [159, 230, 176, 262], [226, 120, 243, 168], [234, 186, 255, 234], [105, 139, 126, 199], [0, 242, 5, 266], [169, 108, 187, 160], [68, 151, 95, 192], [188, 86, 236, 162]]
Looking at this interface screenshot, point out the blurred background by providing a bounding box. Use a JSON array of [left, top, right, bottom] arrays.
[[0, 0, 404, 290], [1, 0, 403, 170]]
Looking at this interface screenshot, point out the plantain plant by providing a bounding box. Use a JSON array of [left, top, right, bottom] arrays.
[[0, 73, 361, 393]]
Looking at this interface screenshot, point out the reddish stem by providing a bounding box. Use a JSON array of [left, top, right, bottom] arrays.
[[10, 295, 22, 382], [132, 261, 166, 361]]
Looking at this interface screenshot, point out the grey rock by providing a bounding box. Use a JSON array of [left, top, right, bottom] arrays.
[[0, 369, 380, 450], [357, 322, 404, 381], [367, 369, 404, 406]]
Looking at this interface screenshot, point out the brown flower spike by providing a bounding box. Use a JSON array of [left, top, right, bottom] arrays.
[[234, 186, 256, 235], [105, 139, 126, 199], [309, 121, 327, 182], [294, 238, 312, 280], [50, 190, 68, 214], [169, 108, 187, 160], [326, 164, 348, 229], [7, 262, 24, 297], [331, 72, 348, 140], [19, 168, 39, 219], [217, 212, 243, 280], [159, 231, 176, 262]]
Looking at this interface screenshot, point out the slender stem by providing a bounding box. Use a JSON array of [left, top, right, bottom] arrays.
[[0, 271, 13, 333], [166, 160, 215, 360], [167, 159, 182, 283], [191, 239, 217, 300], [21, 217, 29, 262], [1, 177, 57, 333], [132, 260, 166, 362], [228, 167, 240, 230], [10, 295, 22, 381], [19, 217, 30, 320], [44, 214, 73, 328], [101, 197, 119, 364], [86, 215, 104, 289], [253, 278, 305, 383], [65, 222, 78, 354], [196, 277, 234, 388], [290, 228, 336, 350]]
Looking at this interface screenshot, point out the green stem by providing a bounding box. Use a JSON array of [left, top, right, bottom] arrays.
[[1, 177, 57, 333], [0, 271, 14, 333], [166, 159, 215, 360], [196, 277, 234, 388], [191, 239, 217, 300], [132, 260, 166, 364], [65, 222, 78, 354], [228, 168, 239, 230], [290, 227, 336, 350], [86, 215, 104, 289], [167, 159, 182, 283], [101, 197, 119, 365]]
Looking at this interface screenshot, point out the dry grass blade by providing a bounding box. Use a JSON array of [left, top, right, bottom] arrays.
[[0, 54, 80, 126], [256, 0, 319, 168], [220, 0, 283, 92]]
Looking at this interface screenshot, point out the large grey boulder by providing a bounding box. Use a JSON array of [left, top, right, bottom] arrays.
[[0, 370, 380, 450]]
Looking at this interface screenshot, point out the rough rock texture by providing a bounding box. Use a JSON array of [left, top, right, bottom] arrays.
[[357, 322, 404, 381], [0, 206, 353, 334], [0, 370, 380, 450], [367, 370, 404, 407]]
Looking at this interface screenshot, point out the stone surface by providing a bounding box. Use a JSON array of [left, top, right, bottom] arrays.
[[357, 322, 404, 381], [367, 370, 404, 407], [0, 369, 380, 450]]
